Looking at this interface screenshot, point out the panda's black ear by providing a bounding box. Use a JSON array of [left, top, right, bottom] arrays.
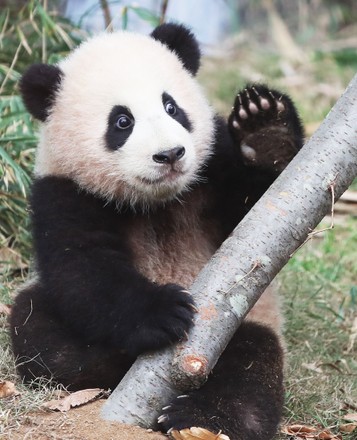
[[151, 23, 201, 75], [20, 63, 63, 122]]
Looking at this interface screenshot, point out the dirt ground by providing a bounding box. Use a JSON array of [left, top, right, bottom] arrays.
[[6, 400, 166, 440]]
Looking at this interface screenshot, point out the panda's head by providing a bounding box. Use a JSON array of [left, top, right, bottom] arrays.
[[20, 24, 214, 209]]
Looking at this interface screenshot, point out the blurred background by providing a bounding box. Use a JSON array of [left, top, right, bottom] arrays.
[[0, 1, 356, 439]]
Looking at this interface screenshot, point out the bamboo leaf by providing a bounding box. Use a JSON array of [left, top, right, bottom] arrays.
[[128, 6, 160, 26], [0, 146, 31, 195], [121, 7, 128, 30]]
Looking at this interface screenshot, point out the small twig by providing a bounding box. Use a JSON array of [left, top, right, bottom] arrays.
[[42, 0, 47, 62], [224, 260, 261, 295], [100, 0, 113, 31], [159, 0, 169, 24], [22, 299, 33, 326], [290, 176, 337, 257]]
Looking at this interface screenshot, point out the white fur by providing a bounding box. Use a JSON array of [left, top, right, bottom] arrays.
[[34, 31, 215, 208]]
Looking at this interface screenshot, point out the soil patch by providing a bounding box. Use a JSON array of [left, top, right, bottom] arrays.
[[6, 399, 166, 440]]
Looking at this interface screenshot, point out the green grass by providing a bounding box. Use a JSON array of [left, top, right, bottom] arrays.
[[276, 220, 357, 438]]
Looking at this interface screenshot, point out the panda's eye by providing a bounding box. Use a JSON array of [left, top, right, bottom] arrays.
[[116, 115, 133, 129], [165, 101, 177, 116]]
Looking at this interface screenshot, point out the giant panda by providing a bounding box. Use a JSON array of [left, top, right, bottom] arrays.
[[10, 23, 304, 440]]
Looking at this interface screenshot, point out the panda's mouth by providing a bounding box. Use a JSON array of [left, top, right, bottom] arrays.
[[139, 169, 184, 185]]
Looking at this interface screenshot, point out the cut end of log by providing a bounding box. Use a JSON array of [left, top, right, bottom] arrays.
[[181, 355, 208, 375], [171, 354, 210, 390]]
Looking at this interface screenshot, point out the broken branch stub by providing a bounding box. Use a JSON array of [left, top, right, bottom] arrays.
[[101, 74, 357, 427]]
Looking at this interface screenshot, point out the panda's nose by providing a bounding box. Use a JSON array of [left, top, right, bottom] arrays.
[[152, 146, 185, 164]]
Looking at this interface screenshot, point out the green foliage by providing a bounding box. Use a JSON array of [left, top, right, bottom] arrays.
[[0, 95, 34, 261], [77, 0, 160, 30], [0, 1, 86, 267], [0, 1, 85, 95], [120, 5, 160, 30]]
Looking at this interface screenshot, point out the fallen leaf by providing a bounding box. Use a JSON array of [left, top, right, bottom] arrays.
[[281, 424, 317, 437], [0, 303, 11, 316], [0, 380, 20, 398], [302, 362, 323, 374], [317, 430, 341, 440], [42, 388, 106, 412], [339, 423, 356, 433], [51, 389, 70, 399], [281, 424, 341, 439], [170, 427, 230, 440], [343, 412, 357, 422]]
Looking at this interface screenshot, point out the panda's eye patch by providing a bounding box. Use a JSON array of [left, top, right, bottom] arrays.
[[116, 114, 134, 130], [106, 105, 134, 150], [162, 92, 192, 132], [165, 101, 177, 116]]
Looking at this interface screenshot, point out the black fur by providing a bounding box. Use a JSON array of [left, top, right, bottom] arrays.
[[20, 63, 63, 121], [151, 23, 201, 75], [12, 25, 304, 440]]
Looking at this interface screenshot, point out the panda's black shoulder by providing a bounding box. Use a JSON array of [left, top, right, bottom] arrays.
[[30, 176, 122, 233]]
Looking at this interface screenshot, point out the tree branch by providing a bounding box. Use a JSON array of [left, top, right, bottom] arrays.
[[101, 74, 357, 427]]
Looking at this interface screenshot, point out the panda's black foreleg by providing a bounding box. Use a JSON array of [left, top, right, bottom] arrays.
[[158, 322, 284, 440], [10, 282, 135, 390], [228, 84, 304, 174]]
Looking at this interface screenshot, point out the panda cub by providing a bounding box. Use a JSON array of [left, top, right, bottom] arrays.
[[11, 23, 303, 440]]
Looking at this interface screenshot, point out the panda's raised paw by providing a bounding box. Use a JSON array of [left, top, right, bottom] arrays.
[[228, 84, 303, 173]]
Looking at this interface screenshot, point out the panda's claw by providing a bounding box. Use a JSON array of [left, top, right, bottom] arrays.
[[189, 304, 199, 313], [251, 86, 260, 96], [180, 289, 191, 296], [158, 414, 168, 424]]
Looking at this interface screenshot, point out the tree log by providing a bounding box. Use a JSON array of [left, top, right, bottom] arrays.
[[101, 74, 357, 427]]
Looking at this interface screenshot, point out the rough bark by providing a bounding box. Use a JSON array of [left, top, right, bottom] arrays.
[[101, 74, 357, 427]]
